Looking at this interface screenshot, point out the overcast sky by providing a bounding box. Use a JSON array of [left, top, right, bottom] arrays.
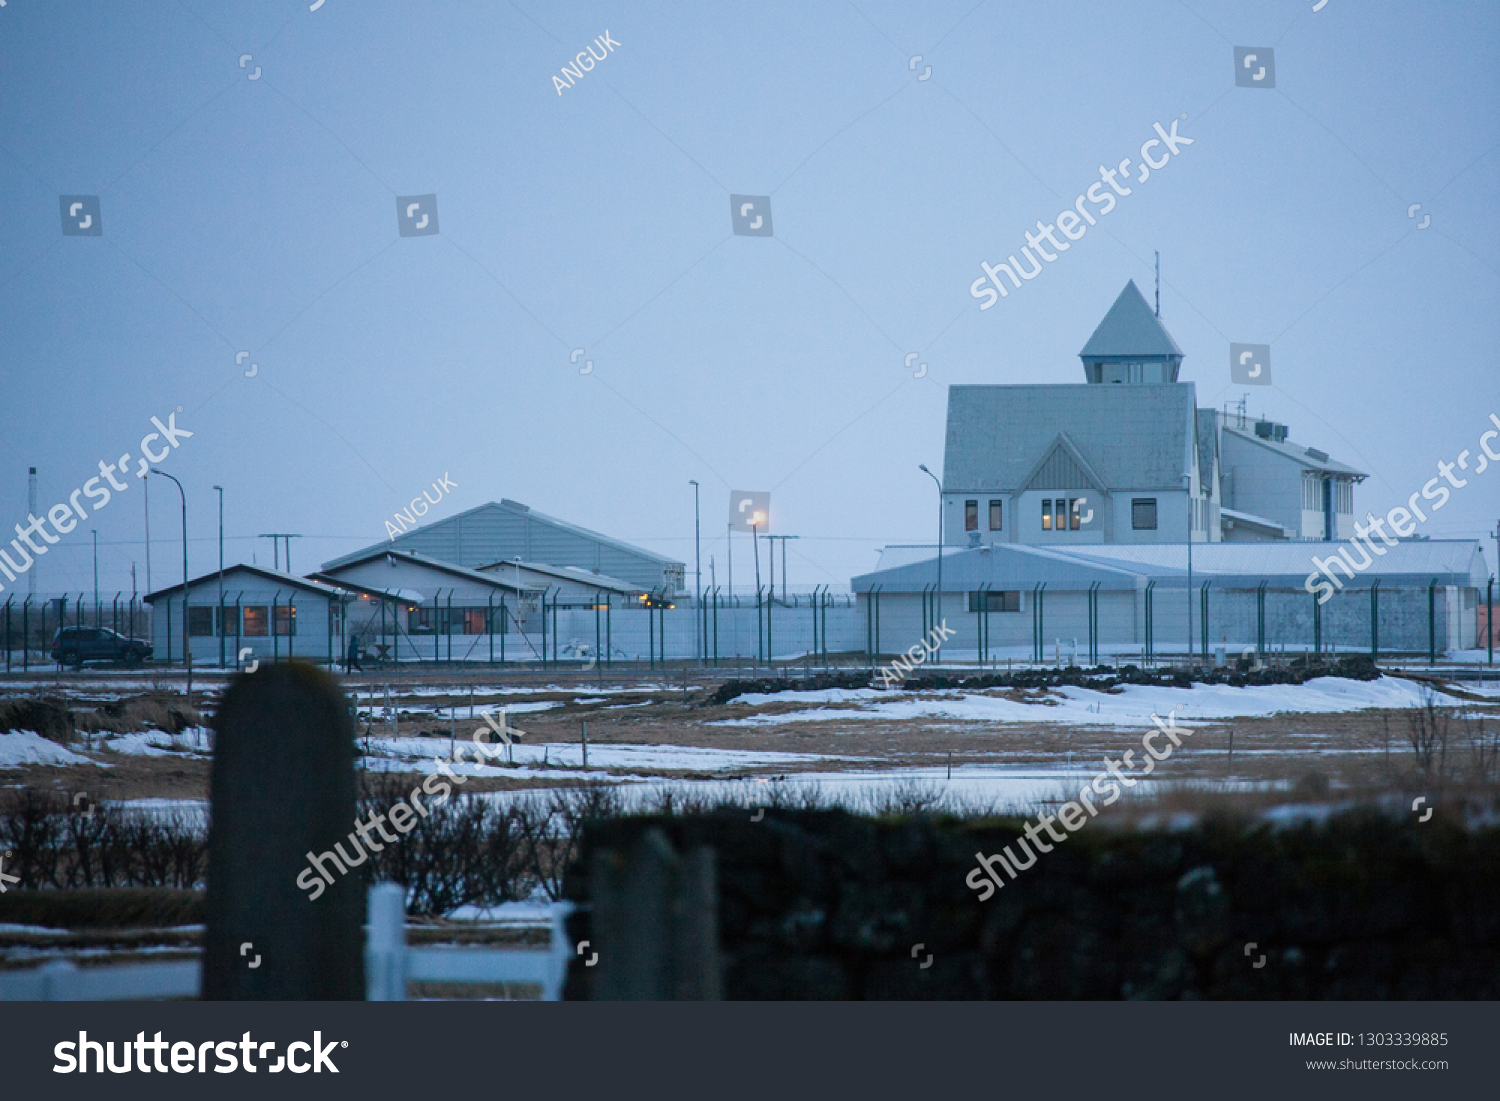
[[2, 0, 1496, 600]]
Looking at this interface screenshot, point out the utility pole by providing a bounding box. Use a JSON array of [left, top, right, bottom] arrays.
[[689, 480, 701, 666], [919, 465, 943, 661], [259, 534, 302, 573], [214, 487, 225, 669], [144, 472, 151, 595], [27, 468, 37, 596], [91, 529, 99, 626]]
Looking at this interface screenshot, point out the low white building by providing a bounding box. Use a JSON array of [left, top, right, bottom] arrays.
[[145, 565, 350, 668]]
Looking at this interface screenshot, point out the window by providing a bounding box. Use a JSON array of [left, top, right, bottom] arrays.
[[988, 500, 1003, 531], [1132, 498, 1158, 530], [1069, 498, 1082, 531], [964, 500, 978, 531], [968, 590, 1021, 612], [243, 606, 268, 636], [274, 604, 296, 636], [462, 609, 487, 635], [220, 606, 238, 636], [1041, 499, 1053, 530], [188, 606, 215, 636]]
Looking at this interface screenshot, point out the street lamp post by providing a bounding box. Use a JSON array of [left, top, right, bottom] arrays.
[[919, 464, 943, 662], [151, 469, 190, 705], [689, 479, 701, 667], [1183, 473, 1194, 667], [213, 486, 224, 669], [91, 529, 99, 626]]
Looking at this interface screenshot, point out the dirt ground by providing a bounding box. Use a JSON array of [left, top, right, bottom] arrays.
[[7, 674, 1497, 801]]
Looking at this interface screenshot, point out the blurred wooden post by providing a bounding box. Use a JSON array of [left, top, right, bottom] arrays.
[[205, 663, 363, 999], [590, 828, 721, 1000]]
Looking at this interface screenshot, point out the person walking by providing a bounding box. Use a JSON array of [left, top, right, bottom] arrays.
[[346, 632, 364, 673]]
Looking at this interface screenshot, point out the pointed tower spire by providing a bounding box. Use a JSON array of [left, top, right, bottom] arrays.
[[1079, 280, 1184, 383]]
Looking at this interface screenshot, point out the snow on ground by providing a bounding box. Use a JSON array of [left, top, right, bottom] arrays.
[[0, 729, 101, 769], [99, 729, 211, 757], [714, 675, 1479, 729], [359, 735, 865, 776]]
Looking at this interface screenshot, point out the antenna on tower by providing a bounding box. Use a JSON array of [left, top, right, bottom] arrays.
[[1154, 251, 1160, 318], [27, 467, 37, 595]]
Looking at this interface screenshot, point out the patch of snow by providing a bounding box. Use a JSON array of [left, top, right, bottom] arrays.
[[713, 676, 1470, 729], [0, 730, 100, 769]]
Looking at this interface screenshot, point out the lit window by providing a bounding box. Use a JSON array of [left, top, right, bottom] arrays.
[[988, 500, 1003, 531], [243, 607, 269, 637], [274, 605, 297, 636], [1132, 498, 1158, 530], [1041, 499, 1053, 530]]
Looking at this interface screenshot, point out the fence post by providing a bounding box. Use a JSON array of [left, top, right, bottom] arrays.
[[1428, 578, 1437, 665], [365, 882, 407, 1001], [1200, 581, 1210, 664], [1313, 588, 1322, 655], [589, 828, 721, 1000], [204, 663, 364, 999], [1256, 580, 1267, 656], [1370, 579, 1380, 660]]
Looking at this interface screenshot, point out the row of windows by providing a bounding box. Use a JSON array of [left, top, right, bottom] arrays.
[[964, 497, 1163, 531], [963, 500, 1004, 531], [1302, 476, 1354, 514], [187, 605, 295, 637], [1041, 498, 1086, 531]]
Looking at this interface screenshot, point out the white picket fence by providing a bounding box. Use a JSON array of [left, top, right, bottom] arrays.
[[0, 885, 574, 1001]]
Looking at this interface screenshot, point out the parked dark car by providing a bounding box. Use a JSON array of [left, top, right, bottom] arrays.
[[51, 626, 152, 667]]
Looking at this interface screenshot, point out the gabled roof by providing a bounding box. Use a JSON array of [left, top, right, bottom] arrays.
[[475, 558, 645, 596], [1017, 433, 1109, 494], [144, 564, 345, 603], [321, 499, 682, 572], [315, 550, 532, 593], [1079, 281, 1184, 359], [944, 383, 1198, 493]]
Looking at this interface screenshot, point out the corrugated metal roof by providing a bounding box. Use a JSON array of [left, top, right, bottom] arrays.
[[858, 540, 1487, 591], [1078, 281, 1184, 358], [944, 383, 1197, 492], [854, 543, 1142, 593], [1063, 540, 1485, 585], [320, 500, 684, 587]]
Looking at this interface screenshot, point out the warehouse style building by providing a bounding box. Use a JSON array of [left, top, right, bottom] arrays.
[[323, 499, 685, 594]]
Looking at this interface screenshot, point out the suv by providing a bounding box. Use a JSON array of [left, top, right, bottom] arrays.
[[51, 626, 152, 667]]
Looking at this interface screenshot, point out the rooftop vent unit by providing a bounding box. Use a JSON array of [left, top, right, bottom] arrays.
[[1304, 447, 1329, 462], [1254, 420, 1288, 443]]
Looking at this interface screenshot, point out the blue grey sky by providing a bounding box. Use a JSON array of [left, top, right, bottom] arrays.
[[2, 0, 1496, 599]]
